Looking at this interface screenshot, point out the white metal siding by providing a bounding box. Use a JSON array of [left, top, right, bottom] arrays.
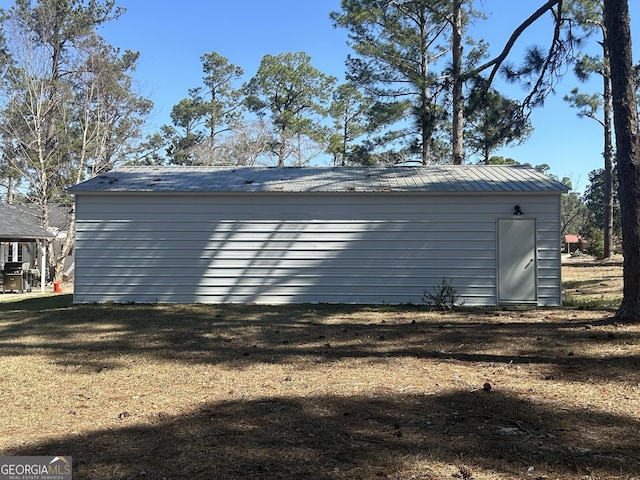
[[73, 192, 562, 305]]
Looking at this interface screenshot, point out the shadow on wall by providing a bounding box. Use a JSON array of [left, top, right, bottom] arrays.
[[73, 194, 505, 304]]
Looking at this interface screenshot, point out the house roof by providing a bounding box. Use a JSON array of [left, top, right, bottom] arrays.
[[68, 165, 570, 194], [0, 204, 55, 241], [9, 203, 72, 232], [564, 235, 586, 243]]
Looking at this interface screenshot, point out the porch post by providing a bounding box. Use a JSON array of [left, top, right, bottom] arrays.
[[39, 240, 46, 294]]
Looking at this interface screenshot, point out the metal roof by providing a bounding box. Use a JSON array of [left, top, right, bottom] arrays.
[[0, 204, 55, 241], [68, 165, 570, 194]]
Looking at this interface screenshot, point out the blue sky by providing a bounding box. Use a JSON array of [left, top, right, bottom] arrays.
[[3, 1, 639, 192]]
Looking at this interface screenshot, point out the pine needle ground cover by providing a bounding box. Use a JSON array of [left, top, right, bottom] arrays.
[[0, 259, 638, 480]]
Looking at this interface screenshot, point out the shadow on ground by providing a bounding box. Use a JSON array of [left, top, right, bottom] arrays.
[[2, 298, 639, 479], [0, 299, 637, 385], [8, 390, 640, 479]]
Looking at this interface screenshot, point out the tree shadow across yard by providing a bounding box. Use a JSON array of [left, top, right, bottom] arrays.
[[1, 299, 640, 478], [0, 299, 639, 385], [7, 389, 640, 479]]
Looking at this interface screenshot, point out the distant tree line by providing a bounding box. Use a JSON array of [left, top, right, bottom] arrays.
[[141, 1, 540, 168]]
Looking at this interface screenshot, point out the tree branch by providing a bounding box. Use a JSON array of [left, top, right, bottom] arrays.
[[467, 0, 561, 85], [521, 3, 564, 108]]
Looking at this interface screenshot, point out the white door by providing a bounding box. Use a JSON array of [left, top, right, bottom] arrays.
[[498, 218, 537, 304]]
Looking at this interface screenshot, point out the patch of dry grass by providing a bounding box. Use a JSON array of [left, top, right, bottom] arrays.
[[0, 261, 638, 479], [562, 255, 623, 308]]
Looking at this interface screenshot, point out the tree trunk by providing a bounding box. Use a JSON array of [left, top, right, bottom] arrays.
[[278, 139, 286, 167], [6, 177, 14, 203], [451, 0, 464, 165], [602, 59, 614, 259], [600, 15, 615, 260], [419, 12, 430, 166], [603, 0, 640, 320], [422, 120, 430, 165], [54, 215, 75, 282], [342, 119, 348, 166]]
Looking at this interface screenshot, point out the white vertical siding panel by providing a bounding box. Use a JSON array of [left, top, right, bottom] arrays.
[[73, 192, 563, 305]]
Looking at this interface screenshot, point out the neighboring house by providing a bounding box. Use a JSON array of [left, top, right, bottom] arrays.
[[9, 203, 75, 280], [0, 204, 54, 292], [68, 165, 569, 306], [563, 234, 590, 254]]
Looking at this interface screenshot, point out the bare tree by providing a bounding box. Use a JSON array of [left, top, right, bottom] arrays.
[[0, 0, 150, 281]]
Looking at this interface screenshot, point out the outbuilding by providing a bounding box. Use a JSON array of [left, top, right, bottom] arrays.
[[68, 165, 569, 306]]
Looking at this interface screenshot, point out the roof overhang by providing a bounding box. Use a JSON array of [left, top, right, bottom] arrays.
[[0, 204, 56, 242], [0, 235, 53, 242]]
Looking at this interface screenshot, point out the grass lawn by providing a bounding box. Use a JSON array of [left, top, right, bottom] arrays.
[[0, 257, 638, 479]]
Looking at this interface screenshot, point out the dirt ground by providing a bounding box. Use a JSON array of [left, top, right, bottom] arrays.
[[0, 259, 638, 479]]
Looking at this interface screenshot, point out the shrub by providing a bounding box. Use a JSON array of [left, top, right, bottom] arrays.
[[423, 278, 460, 311]]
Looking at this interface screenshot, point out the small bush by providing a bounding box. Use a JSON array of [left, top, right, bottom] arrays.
[[423, 278, 460, 311]]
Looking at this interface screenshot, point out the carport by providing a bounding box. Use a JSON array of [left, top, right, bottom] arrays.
[[0, 205, 53, 293]]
